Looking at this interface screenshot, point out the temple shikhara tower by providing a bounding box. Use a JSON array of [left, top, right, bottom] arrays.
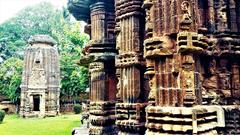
[[68, 0, 240, 134], [20, 35, 60, 118]]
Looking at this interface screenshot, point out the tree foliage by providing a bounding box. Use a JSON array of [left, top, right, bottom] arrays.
[[0, 2, 62, 60], [54, 15, 89, 97], [0, 58, 23, 102], [0, 2, 89, 102]]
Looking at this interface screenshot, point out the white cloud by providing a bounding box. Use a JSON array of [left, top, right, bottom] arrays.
[[0, 0, 67, 24]]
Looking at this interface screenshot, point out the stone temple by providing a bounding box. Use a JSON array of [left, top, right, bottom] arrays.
[[68, 0, 240, 134], [20, 35, 60, 118]]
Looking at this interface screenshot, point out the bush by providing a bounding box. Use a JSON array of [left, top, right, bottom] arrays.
[[73, 104, 81, 114], [0, 110, 5, 123]]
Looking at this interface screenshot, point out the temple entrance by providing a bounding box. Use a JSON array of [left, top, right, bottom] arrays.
[[33, 95, 40, 111]]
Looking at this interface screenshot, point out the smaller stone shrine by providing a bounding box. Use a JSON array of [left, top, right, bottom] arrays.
[[20, 35, 60, 118]]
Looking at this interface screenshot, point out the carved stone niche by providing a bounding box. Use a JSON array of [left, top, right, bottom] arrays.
[[20, 35, 60, 118], [218, 59, 231, 99]]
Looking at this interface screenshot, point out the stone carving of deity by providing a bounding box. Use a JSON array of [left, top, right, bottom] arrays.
[[209, 59, 217, 75], [218, 8, 228, 30], [218, 0, 228, 31], [218, 59, 231, 98], [181, 1, 191, 21], [203, 59, 218, 91]]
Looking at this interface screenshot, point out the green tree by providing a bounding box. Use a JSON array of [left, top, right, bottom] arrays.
[[59, 23, 89, 97], [0, 58, 23, 102], [0, 2, 63, 60]]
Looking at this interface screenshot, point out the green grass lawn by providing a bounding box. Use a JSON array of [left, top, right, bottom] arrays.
[[0, 114, 81, 135]]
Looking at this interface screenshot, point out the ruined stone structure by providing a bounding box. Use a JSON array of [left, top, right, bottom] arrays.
[[68, 0, 240, 134], [20, 35, 60, 118]]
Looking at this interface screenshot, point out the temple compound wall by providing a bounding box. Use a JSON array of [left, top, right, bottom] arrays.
[[68, 0, 240, 134], [20, 35, 60, 118]]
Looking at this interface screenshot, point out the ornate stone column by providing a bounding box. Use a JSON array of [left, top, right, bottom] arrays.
[[68, 0, 117, 134], [115, 0, 148, 134]]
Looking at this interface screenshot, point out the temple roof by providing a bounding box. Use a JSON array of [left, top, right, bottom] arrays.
[[28, 35, 57, 46]]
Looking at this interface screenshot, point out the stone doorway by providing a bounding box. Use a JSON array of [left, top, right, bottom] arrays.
[[33, 95, 40, 111]]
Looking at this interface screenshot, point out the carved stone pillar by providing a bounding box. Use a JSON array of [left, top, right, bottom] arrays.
[[115, 0, 148, 134], [68, 0, 117, 134], [89, 2, 117, 134]]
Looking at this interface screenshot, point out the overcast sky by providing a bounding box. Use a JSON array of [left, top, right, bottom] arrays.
[[0, 0, 68, 24]]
